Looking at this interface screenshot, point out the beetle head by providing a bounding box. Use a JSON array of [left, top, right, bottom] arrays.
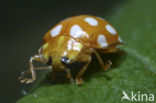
[[41, 36, 84, 70]]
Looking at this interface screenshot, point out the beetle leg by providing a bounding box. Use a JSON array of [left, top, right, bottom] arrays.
[[64, 68, 75, 83], [19, 66, 52, 77], [91, 49, 112, 70], [76, 54, 91, 84], [18, 55, 52, 84]]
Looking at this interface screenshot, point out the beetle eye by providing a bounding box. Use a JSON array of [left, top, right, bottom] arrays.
[[47, 57, 52, 65], [61, 57, 69, 64]]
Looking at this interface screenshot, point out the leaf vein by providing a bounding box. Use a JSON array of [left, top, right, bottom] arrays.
[[121, 46, 156, 74]]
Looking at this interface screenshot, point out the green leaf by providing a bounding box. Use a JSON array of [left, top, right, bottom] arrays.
[[17, 0, 156, 103]]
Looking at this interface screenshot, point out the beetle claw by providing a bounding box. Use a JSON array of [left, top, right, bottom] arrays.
[[18, 77, 27, 83], [19, 78, 26, 83], [76, 78, 84, 84], [18, 69, 33, 83], [104, 60, 112, 70], [18, 77, 34, 84], [25, 79, 35, 84]]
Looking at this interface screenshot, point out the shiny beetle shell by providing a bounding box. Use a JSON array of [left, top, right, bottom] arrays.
[[44, 15, 122, 48], [19, 15, 123, 84]]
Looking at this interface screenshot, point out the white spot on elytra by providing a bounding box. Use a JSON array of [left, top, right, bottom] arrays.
[[84, 17, 98, 26], [50, 24, 62, 37], [70, 25, 89, 38], [118, 36, 123, 42], [97, 34, 108, 48], [105, 24, 117, 35]]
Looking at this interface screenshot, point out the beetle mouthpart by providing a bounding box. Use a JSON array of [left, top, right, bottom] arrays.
[[61, 57, 70, 64]]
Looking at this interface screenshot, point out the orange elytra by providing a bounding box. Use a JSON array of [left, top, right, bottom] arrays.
[[18, 15, 123, 84]]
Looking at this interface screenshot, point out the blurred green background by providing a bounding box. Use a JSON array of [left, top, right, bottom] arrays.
[[1, 0, 156, 103]]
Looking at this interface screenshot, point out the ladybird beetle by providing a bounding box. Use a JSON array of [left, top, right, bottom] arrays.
[[18, 15, 123, 84]]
